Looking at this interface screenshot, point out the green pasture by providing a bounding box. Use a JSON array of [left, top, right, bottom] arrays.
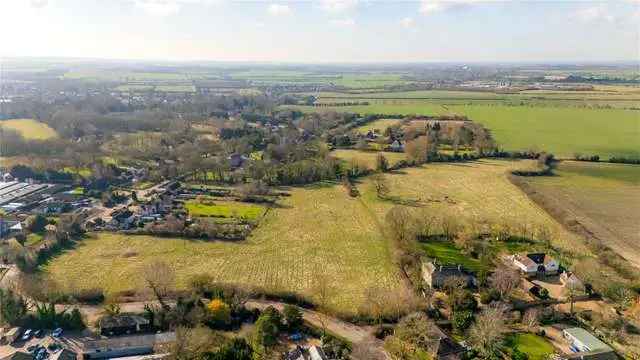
[[185, 200, 266, 220]]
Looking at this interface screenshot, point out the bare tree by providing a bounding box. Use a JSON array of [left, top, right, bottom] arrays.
[[142, 261, 175, 310], [371, 173, 390, 199], [310, 273, 333, 336], [488, 264, 521, 299], [522, 308, 540, 332], [469, 303, 509, 358]]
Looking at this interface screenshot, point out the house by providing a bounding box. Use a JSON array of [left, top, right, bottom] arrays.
[[228, 153, 248, 168], [560, 272, 585, 292], [0, 219, 22, 239], [99, 314, 152, 336], [422, 261, 477, 289], [50, 349, 78, 360], [309, 346, 328, 360], [511, 253, 559, 277], [0, 352, 32, 360], [285, 346, 306, 360], [561, 328, 616, 360], [0, 327, 22, 345], [390, 139, 404, 152]]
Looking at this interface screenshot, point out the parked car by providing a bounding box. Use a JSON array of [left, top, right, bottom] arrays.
[[27, 345, 40, 353], [21, 329, 33, 341], [35, 348, 48, 360], [52, 328, 63, 338], [34, 330, 44, 338]]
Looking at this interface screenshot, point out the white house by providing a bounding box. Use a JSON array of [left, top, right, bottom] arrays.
[[511, 253, 559, 276]]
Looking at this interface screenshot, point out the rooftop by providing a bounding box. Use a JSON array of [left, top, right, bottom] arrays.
[[564, 327, 612, 352]]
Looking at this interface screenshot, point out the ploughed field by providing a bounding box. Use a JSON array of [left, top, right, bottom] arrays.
[[42, 158, 586, 314], [516, 161, 640, 269]]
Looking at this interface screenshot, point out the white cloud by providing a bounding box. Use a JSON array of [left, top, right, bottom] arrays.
[[319, 0, 359, 13], [571, 4, 615, 23], [267, 4, 292, 16], [30, 0, 49, 8], [330, 17, 355, 26], [400, 17, 414, 28], [419, 0, 498, 15], [133, 0, 219, 17]]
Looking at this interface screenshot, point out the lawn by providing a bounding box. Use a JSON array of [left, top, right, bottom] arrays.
[[519, 161, 640, 268], [0, 119, 58, 140], [184, 200, 267, 220], [43, 184, 405, 314], [507, 333, 555, 360], [421, 241, 486, 272]]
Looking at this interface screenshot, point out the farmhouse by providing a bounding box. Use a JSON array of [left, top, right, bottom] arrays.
[[422, 261, 477, 289], [511, 253, 558, 277], [561, 328, 616, 360], [560, 272, 585, 292]]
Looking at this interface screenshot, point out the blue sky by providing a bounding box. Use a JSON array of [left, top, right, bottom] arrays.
[[1, 0, 638, 62]]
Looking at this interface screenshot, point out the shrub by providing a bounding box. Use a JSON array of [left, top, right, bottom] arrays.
[[283, 304, 303, 331], [480, 289, 501, 304], [453, 310, 474, 332], [207, 299, 231, 326]]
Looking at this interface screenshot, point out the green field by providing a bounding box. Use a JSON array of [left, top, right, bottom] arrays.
[[43, 184, 405, 314], [287, 101, 640, 159], [185, 200, 266, 220], [520, 161, 640, 268], [0, 119, 58, 140], [507, 333, 555, 360]]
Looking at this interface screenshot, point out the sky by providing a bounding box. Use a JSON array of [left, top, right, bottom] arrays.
[[1, 0, 639, 63]]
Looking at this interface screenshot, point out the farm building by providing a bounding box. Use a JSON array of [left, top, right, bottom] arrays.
[[99, 314, 152, 336], [422, 261, 477, 289], [78, 332, 175, 359], [511, 253, 558, 277], [561, 328, 615, 360]]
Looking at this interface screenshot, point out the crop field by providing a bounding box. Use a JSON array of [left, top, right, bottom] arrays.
[[287, 100, 640, 159], [331, 149, 406, 169], [185, 200, 267, 220], [518, 161, 640, 268], [43, 184, 405, 314], [0, 119, 58, 140]]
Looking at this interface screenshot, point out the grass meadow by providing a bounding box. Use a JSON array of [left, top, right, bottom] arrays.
[[42, 159, 593, 315], [43, 183, 405, 315], [0, 119, 58, 140], [331, 149, 407, 169]]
